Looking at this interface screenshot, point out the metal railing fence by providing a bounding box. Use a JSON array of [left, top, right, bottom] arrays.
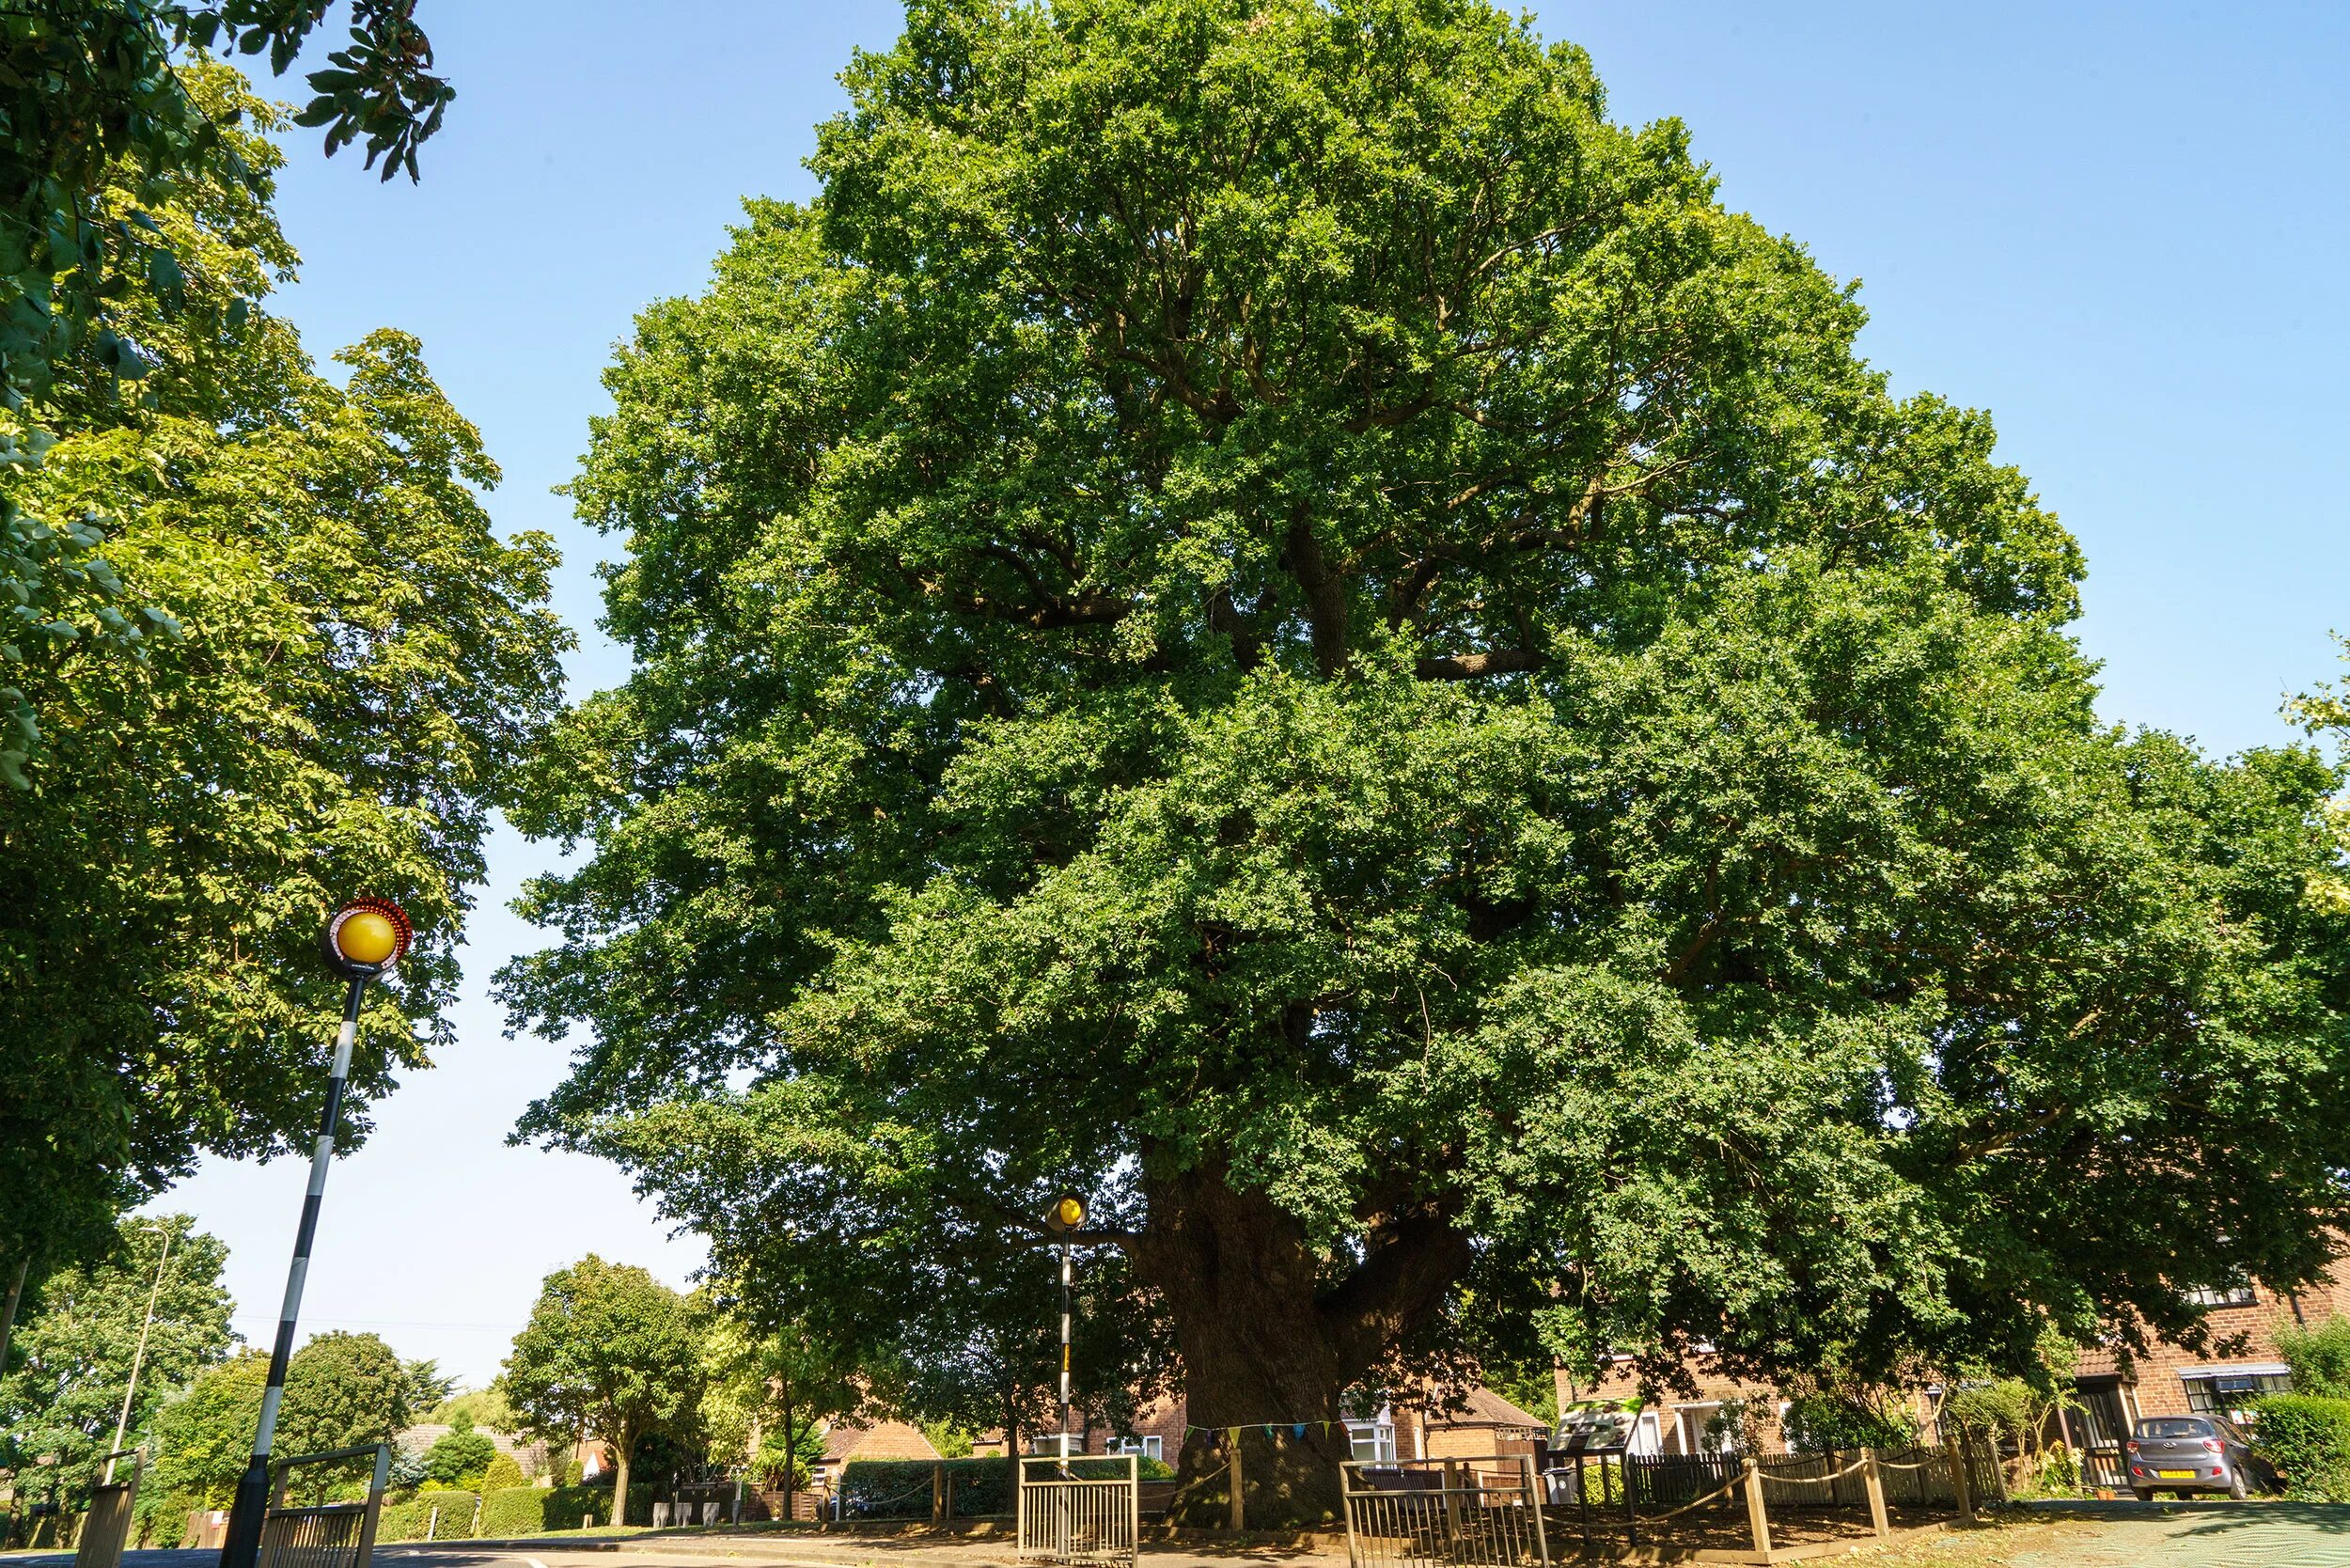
[[1017, 1454, 1139, 1568], [258, 1443, 391, 1568], [1340, 1455, 1549, 1568]]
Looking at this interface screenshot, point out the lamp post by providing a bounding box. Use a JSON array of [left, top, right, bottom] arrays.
[[217, 900, 412, 1568], [104, 1218, 173, 1482], [1043, 1193, 1086, 1462]]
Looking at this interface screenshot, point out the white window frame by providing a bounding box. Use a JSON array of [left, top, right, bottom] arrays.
[[1107, 1435, 1162, 1461], [2179, 1365, 2291, 1422], [1345, 1419, 1397, 1465], [1675, 1402, 1733, 1454], [2186, 1281, 2260, 1309]]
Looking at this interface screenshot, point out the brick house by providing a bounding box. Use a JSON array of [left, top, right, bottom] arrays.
[[807, 1417, 943, 1482], [2068, 1270, 2349, 1441]]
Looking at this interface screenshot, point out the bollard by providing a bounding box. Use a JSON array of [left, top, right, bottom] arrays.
[[1862, 1446, 1890, 1539]]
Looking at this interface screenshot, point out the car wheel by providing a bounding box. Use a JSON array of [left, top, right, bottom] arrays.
[[2133, 1489, 2154, 1502], [2228, 1470, 2248, 1500]]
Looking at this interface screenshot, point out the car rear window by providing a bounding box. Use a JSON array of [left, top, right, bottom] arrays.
[[2137, 1418, 2214, 1439]]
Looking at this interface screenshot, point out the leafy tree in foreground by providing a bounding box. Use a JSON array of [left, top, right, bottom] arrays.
[[699, 1305, 859, 1519], [0, 1214, 233, 1478], [276, 1331, 415, 1466], [0, 63, 568, 1279], [151, 1348, 269, 1509], [2, 2, 455, 771], [504, 1257, 701, 1529], [503, 0, 2350, 1523]]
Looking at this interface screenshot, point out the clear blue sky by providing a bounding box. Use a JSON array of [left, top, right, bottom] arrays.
[[146, 0, 2350, 1388]]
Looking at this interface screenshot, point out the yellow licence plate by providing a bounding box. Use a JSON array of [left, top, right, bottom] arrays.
[[2157, 1469, 2197, 1479]]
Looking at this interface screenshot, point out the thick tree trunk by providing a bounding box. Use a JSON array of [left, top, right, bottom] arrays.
[[779, 1397, 794, 1523], [1131, 1163, 1471, 1529]]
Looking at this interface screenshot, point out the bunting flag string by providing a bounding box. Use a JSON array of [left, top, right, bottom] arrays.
[[1179, 1419, 1355, 1444]]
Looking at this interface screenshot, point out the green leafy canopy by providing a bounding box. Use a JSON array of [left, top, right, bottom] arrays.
[[501, 0, 2350, 1517], [1, 3, 457, 773], [0, 62, 567, 1275], [0, 1213, 235, 1479]]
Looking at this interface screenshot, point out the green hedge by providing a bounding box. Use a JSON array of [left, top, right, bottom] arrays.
[[838, 1457, 1015, 1518], [478, 1485, 556, 1537], [2252, 1394, 2350, 1501], [541, 1482, 626, 1529], [373, 1485, 621, 1542], [376, 1490, 478, 1543]]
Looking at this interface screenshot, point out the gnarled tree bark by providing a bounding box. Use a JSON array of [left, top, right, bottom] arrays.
[[1128, 1162, 1473, 1527]]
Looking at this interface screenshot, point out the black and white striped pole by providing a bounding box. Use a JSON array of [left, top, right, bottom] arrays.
[[217, 900, 411, 1568], [1044, 1193, 1085, 1464]]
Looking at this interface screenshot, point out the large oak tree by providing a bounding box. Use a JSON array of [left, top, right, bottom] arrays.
[[502, 0, 2350, 1524]]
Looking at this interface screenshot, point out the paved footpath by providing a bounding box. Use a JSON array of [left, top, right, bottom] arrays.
[[1872, 1501, 2350, 1568], [15, 1505, 2350, 1568], [0, 1531, 1341, 1568], [1998, 1502, 2350, 1568]]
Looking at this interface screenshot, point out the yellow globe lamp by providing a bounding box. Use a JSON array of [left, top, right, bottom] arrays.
[[337, 910, 400, 966], [1046, 1192, 1086, 1233], [323, 898, 413, 978]]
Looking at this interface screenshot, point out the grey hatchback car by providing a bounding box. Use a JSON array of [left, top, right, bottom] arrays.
[[2125, 1414, 2257, 1499]]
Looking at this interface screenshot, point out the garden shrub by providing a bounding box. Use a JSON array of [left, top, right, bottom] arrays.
[[2250, 1394, 2350, 1501], [2278, 1317, 2350, 1402], [426, 1417, 499, 1488], [479, 1453, 526, 1493], [1780, 1392, 1923, 1454]]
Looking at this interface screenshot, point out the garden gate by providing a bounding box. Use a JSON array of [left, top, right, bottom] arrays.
[[1017, 1454, 1139, 1568]]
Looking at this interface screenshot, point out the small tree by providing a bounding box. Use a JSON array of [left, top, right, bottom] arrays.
[[424, 1410, 498, 1486], [1779, 1388, 1922, 1454], [700, 1302, 861, 1525], [505, 1257, 701, 1527]]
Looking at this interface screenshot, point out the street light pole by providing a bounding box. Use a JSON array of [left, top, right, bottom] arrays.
[[105, 1220, 174, 1482], [217, 900, 410, 1568]]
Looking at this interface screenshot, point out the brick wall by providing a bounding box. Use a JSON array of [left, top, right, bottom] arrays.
[[2076, 1272, 2350, 1424]]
